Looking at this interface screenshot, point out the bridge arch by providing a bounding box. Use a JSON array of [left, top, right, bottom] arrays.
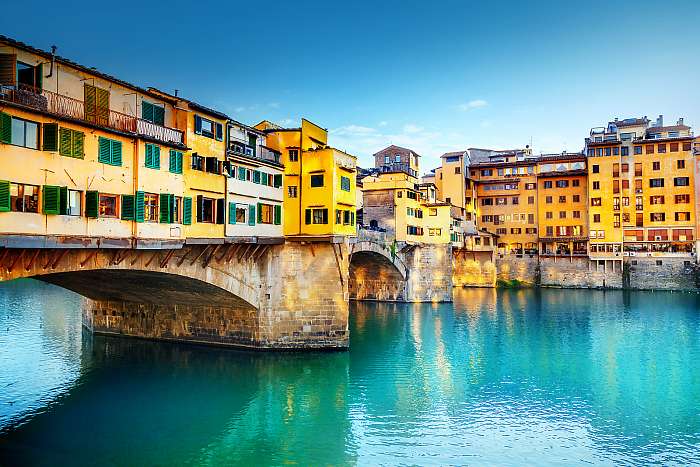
[[349, 241, 408, 301]]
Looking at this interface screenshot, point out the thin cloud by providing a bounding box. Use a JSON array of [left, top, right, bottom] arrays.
[[458, 99, 488, 111]]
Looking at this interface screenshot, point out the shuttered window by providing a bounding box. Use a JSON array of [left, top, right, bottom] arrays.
[[142, 101, 165, 126], [0, 54, 17, 86], [121, 194, 135, 220], [0, 181, 9, 212], [42, 185, 61, 214], [273, 174, 283, 188], [134, 191, 145, 223], [253, 170, 261, 184], [85, 191, 99, 218], [182, 197, 192, 225], [145, 143, 160, 169], [85, 84, 110, 127], [238, 166, 246, 181], [340, 176, 351, 192], [248, 205, 255, 226], [58, 128, 84, 158], [228, 202, 236, 224], [169, 150, 183, 174], [43, 124, 58, 151], [98, 137, 122, 166]]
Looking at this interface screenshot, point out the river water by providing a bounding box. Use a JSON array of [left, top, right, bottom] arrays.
[[1, 279, 699, 466]]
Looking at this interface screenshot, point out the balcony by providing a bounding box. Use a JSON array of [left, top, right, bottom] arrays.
[[228, 140, 281, 165], [0, 84, 183, 145]]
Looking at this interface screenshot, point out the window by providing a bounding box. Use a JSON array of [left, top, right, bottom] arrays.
[[591, 198, 601, 206], [670, 142, 679, 152], [384, 155, 390, 163], [145, 144, 160, 169], [67, 189, 81, 216], [98, 137, 122, 166], [613, 180, 619, 194], [605, 147, 611, 156], [658, 143, 666, 154], [559, 196, 566, 203], [511, 228, 521, 234], [650, 195, 664, 205], [9, 117, 39, 149], [592, 181, 600, 190], [205, 157, 220, 174], [634, 146, 642, 155], [622, 180, 629, 190], [593, 214, 600, 223], [546, 211, 553, 219], [496, 197, 507, 206], [525, 183, 536, 190], [84, 84, 110, 126], [258, 204, 274, 224], [596, 148, 603, 156], [512, 197, 519, 205], [649, 178, 664, 188], [454, 167, 460, 174], [546, 226, 553, 236], [99, 194, 119, 218], [613, 163, 620, 177], [289, 149, 299, 162], [310, 174, 324, 187], [646, 144, 654, 154], [197, 197, 216, 223], [481, 198, 493, 206], [9, 183, 39, 212], [194, 115, 223, 141], [142, 193, 158, 222], [572, 179, 580, 187], [674, 177, 689, 187], [556, 180, 569, 188], [171, 196, 182, 223], [613, 147, 619, 156], [543, 181, 552, 189], [559, 211, 566, 219], [480, 169, 493, 176], [675, 212, 691, 222], [675, 194, 690, 204], [573, 210, 580, 218], [235, 206, 247, 224], [168, 150, 184, 174], [677, 160, 686, 169], [395, 154, 401, 162], [573, 195, 580, 202], [340, 176, 351, 192], [528, 196, 534, 205], [634, 163, 642, 176], [142, 101, 165, 126], [429, 208, 438, 216], [621, 146, 629, 156], [650, 212, 665, 222], [305, 208, 328, 225], [682, 142, 691, 151], [191, 154, 205, 171], [288, 186, 298, 198], [526, 227, 537, 234]]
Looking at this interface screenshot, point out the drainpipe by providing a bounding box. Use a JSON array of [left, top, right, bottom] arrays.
[[298, 125, 303, 235], [132, 135, 139, 247]]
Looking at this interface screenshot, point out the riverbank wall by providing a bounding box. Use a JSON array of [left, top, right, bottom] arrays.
[[452, 251, 699, 292]]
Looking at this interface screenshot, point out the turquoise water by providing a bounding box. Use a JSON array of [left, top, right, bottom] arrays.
[[1, 280, 700, 466]]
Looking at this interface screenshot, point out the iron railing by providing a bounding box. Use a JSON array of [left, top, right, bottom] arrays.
[[1, 84, 183, 145]]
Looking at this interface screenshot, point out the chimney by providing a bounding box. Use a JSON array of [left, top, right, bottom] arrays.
[[656, 114, 663, 127], [678, 117, 684, 126]]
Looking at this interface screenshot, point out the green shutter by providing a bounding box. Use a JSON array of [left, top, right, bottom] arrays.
[[228, 202, 236, 224], [169, 150, 177, 173], [134, 191, 145, 223], [274, 205, 281, 225], [42, 185, 60, 215], [85, 191, 99, 218], [159, 193, 171, 223], [253, 170, 261, 184], [274, 174, 282, 188], [0, 180, 10, 212], [121, 194, 135, 220], [111, 140, 122, 166], [153, 145, 160, 169], [98, 137, 110, 163], [305, 209, 311, 225], [248, 204, 255, 226], [176, 152, 183, 174], [72, 131, 84, 158], [0, 112, 11, 144], [59, 128, 72, 156], [182, 197, 192, 225], [59, 186, 68, 215], [145, 143, 153, 167], [43, 123, 58, 151], [257, 203, 263, 223], [142, 101, 154, 122], [238, 167, 246, 181], [153, 105, 165, 126]]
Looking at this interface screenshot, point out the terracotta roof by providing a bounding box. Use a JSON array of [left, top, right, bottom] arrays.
[[372, 144, 420, 157], [610, 117, 649, 128], [647, 125, 691, 133]]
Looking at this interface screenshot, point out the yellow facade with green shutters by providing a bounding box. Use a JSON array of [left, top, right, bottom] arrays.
[[256, 119, 357, 237]]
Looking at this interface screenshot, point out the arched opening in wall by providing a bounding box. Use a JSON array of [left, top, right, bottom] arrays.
[[349, 251, 406, 302], [36, 270, 260, 346]]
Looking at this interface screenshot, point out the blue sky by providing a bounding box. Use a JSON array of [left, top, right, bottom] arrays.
[[2, 0, 699, 172]]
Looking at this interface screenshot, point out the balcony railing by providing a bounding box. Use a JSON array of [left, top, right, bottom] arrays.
[[0, 84, 183, 145], [228, 140, 281, 164]]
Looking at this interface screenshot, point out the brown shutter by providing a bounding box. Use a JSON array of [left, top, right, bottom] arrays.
[[96, 87, 110, 127], [0, 54, 16, 86], [84, 84, 96, 123]]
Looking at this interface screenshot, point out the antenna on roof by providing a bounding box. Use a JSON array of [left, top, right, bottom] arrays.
[[174, 89, 179, 97]]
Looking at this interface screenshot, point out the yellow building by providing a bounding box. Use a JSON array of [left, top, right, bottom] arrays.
[[255, 119, 356, 237], [586, 116, 695, 259], [536, 154, 588, 256], [0, 36, 187, 246], [470, 150, 539, 254]]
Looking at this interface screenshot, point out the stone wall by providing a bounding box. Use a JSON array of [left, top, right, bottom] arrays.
[[404, 244, 452, 302], [625, 257, 699, 291], [452, 250, 496, 287], [495, 253, 539, 285], [539, 256, 623, 289], [348, 251, 407, 301]]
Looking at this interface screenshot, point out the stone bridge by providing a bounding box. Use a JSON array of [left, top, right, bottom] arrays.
[[348, 231, 452, 303], [0, 239, 350, 350]]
